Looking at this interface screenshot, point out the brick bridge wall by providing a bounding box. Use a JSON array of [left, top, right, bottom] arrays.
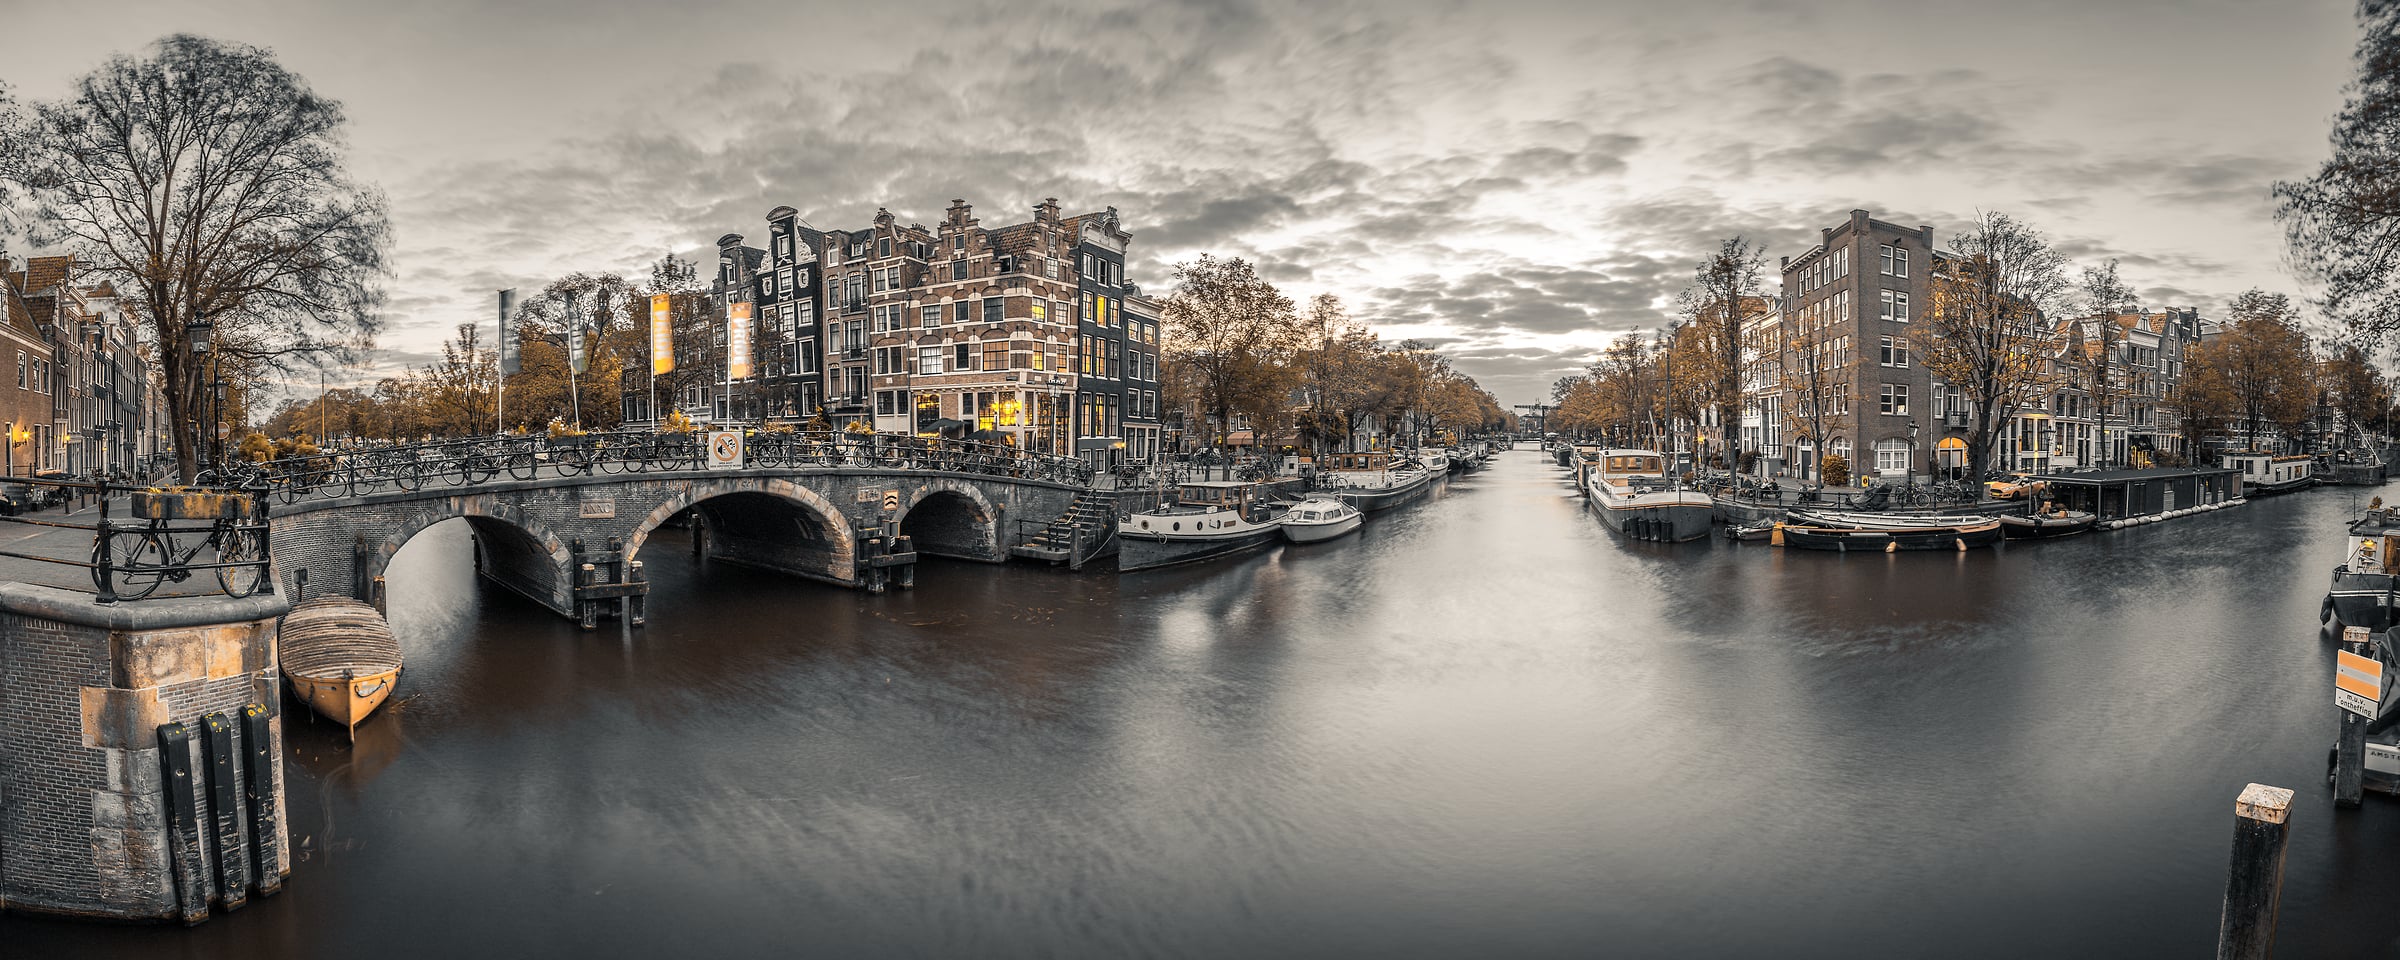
[[0, 586, 289, 921], [268, 468, 1078, 619]]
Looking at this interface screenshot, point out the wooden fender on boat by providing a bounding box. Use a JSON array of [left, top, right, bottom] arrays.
[[1956, 537, 1967, 552], [1885, 540, 1897, 553], [1770, 522, 1784, 546]]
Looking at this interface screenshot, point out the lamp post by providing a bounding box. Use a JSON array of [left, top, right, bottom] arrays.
[[1907, 419, 1920, 491], [189, 313, 214, 477], [2041, 423, 2056, 476]]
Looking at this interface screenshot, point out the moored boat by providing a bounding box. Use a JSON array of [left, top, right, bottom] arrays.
[[1774, 514, 2003, 552], [2221, 451, 2317, 496], [1583, 448, 1714, 542], [1318, 450, 1439, 512], [279, 596, 404, 740], [1998, 508, 2097, 540], [1281, 496, 1364, 543], [2325, 504, 2400, 632], [1119, 481, 1289, 572]]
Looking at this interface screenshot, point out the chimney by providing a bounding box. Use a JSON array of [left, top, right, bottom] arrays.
[[947, 199, 974, 226], [1037, 197, 1061, 223], [1918, 225, 1934, 247]]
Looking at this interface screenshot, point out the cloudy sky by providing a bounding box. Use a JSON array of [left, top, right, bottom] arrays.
[[3, 0, 2366, 406]]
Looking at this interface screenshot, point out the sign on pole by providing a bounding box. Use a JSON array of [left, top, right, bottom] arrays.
[[2338, 647, 2382, 718], [706, 430, 743, 470], [497, 289, 521, 374], [727, 301, 755, 380], [651, 294, 675, 375]]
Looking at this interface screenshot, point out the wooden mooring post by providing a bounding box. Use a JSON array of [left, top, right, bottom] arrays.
[[2336, 627, 2376, 807], [2217, 782, 2295, 960]]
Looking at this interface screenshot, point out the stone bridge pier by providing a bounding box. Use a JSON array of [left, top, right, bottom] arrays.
[[267, 468, 1078, 625]]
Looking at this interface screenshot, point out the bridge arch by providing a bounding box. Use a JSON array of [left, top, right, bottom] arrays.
[[896, 478, 1003, 561], [628, 478, 858, 586], [358, 498, 573, 614]]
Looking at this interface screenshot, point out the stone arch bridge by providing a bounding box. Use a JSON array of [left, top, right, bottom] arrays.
[[268, 457, 1082, 626]]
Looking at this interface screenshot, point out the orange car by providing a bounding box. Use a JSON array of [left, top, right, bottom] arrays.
[[1985, 472, 2046, 500]]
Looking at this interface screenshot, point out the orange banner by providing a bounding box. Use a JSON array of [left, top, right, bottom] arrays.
[[727, 301, 754, 380], [651, 294, 674, 375]]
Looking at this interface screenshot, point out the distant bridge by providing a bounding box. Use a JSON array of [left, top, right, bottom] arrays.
[[251, 431, 1090, 625]]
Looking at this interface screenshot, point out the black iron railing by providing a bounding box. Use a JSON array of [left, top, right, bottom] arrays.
[[207, 429, 1094, 506], [0, 476, 274, 603]]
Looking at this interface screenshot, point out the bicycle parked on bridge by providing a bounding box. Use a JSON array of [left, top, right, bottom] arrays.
[[92, 490, 268, 600]]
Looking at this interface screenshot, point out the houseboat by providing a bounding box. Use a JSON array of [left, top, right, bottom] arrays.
[[1119, 481, 1290, 572], [2030, 466, 2243, 527], [1583, 448, 1714, 542], [1317, 450, 1439, 512], [2222, 451, 2317, 496], [2325, 505, 2400, 632]]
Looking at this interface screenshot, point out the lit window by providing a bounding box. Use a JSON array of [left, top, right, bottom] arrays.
[[1880, 384, 1909, 416]]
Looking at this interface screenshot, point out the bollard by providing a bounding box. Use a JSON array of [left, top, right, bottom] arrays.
[[369, 576, 387, 617], [579, 562, 598, 630], [2217, 782, 2295, 960], [628, 560, 647, 626], [2336, 628, 2374, 808], [350, 535, 368, 600]]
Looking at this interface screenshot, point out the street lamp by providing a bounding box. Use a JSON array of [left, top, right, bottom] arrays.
[[190, 313, 214, 475], [1907, 419, 1920, 490], [2040, 423, 2056, 477]]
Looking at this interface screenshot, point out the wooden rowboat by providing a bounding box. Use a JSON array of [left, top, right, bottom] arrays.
[[279, 596, 403, 740]]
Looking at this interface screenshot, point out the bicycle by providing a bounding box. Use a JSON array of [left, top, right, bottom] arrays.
[[94, 496, 266, 600]]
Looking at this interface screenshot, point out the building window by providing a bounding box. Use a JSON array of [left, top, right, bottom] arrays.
[[952, 261, 968, 282], [1875, 439, 1910, 474], [879, 237, 892, 258], [917, 347, 943, 375], [1894, 247, 1908, 278], [1879, 336, 1908, 368], [1880, 384, 1909, 416], [955, 342, 978, 372], [1893, 291, 1909, 322], [1031, 300, 1046, 323], [983, 341, 1007, 372], [983, 298, 1004, 325], [1880, 244, 1895, 276], [921, 304, 942, 327], [14, 351, 22, 389]]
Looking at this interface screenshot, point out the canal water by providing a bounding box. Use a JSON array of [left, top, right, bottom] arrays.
[[12, 450, 2400, 957]]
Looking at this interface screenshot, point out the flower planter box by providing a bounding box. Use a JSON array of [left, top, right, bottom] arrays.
[[130, 489, 248, 521]]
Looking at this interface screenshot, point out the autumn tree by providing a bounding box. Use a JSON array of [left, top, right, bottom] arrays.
[[4, 35, 391, 480], [2322, 343, 2392, 446], [1161, 254, 1299, 450], [1778, 308, 1854, 479], [1911, 211, 2072, 480], [1677, 237, 1766, 460], [2277, 0, 2400, 344], [2183, 289, 2318, 450]]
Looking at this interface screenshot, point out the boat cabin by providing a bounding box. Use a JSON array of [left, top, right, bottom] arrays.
[[1324, 451, 1394, 472], [2348, 507, 2400, 575], [1175, 481, 1258, 511], [2220, 452, 2315, 488]]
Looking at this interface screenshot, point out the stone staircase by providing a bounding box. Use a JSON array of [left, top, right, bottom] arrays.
[[1009, 490, 1119, 570]]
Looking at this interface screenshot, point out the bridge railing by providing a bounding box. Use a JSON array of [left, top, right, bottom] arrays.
[[221, 429, 1095, 504], [0, 475, 274, 603]]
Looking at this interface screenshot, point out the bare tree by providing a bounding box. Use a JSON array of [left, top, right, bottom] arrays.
[[1677, 236, 1766, 461], [2073, 259, 2139, 468], [1912, 211, 2072, 481], [4, 35, 390, 480], [2277, 0, 2400, 344], [1777, 305, 1855, 480]]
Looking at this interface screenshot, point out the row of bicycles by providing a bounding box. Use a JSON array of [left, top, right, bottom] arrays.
[[187, 431, 1097, 505]]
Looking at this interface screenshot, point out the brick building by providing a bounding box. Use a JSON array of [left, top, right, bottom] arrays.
[[1066, 208, 1162, 468], [1771, 209, 1962, 481]]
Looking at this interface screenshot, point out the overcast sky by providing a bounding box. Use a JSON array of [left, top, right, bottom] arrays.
[[2, 0, 2365, 407]]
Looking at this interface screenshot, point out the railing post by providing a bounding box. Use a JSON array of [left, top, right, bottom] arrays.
[[628, 560, 647, 626], [253, 491, 275, 595], [2216, 783, 2294, 960]]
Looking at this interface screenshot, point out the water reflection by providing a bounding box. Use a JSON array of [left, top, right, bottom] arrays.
[[11, 453, 2400, 957]]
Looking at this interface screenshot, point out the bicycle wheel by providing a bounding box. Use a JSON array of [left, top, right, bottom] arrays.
[[505, 451, 537, 481], [394, 459, 422, 492], [94, 530, 170, 600], [214, 525, 265, 598], [556, 446, 591, 476]]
